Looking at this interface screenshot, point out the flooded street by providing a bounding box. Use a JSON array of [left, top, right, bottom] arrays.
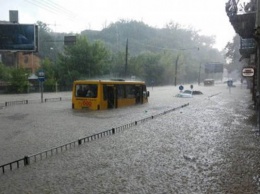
[[0, 83, 260, 193]]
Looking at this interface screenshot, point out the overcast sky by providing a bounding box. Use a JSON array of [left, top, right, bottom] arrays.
[[0, 0, 238, 50]]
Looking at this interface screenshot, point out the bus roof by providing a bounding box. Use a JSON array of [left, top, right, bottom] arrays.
[[73, 79, 146, 85]]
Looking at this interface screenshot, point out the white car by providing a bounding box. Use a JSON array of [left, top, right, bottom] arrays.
[[175, 90, 193, 98]]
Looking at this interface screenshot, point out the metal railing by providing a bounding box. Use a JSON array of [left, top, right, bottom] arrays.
[[44, 97, 62, 102], [3, 97, 66, 107], [5, 100, 28, 106], [0, 103, 189, 174]]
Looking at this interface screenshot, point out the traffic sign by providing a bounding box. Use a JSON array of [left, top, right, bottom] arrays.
[[38, 70, 45, 82], [179, 85, 184, 91], [242, 67, 254, 77]]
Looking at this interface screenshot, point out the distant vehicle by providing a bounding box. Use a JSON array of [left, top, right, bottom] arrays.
[[72, 79, 149, 110], [204, 79, 214, 86]]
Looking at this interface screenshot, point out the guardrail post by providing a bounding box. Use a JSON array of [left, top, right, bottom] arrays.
[[135, 121, 137, 125], [112, 128, 115, 134], [78, 139, 82, 145], [24, 156, 30, 166]]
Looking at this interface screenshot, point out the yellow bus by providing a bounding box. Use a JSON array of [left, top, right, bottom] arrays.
[[72, 79, 149, 110]]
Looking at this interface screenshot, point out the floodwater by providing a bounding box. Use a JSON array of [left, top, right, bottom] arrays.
[[0, 82, 260, 194]]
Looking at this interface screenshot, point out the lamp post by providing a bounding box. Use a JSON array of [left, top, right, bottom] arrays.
[[198, 63, 201, 85], [174, 54, 180, 86]]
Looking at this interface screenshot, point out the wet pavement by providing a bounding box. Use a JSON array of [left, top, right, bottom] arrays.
[[0, 82, 260, 194]]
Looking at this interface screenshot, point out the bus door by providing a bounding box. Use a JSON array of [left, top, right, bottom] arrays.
[[135, 86, 143, 104], [107, 86, 117, 109]]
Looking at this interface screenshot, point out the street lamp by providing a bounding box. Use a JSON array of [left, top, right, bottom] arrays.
[[198, 63, 202, 85], [174, 54, 180, 86]]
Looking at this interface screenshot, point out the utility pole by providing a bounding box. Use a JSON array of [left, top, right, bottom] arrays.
[[198, 64, 201, 85], [255, 0, 260, 130], [125, 38, 128, 78], [174, 54, 180, 86], [256, 0, 260, 93], [174, 47, 199, 86]]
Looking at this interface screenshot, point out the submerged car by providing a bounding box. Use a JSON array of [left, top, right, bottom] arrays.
[[176, 90, 193, 98], [184, 90, 203, 95], [175, 90, 203, 98]]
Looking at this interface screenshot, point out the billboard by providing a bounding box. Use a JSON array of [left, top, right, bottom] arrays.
[[205, 63, 223, 74], [0, 24, 37, 51]]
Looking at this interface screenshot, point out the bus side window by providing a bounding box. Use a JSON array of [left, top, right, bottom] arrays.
[[87, 85, 97, 98], [126, 85, 135, 98], [117, 85, 125, 98], [92, 85, 97, 97], [103, 85, 107, 100]]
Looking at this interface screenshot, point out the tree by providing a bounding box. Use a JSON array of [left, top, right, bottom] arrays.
[[224, 34, 242, 73], [39, 58, 57, 92], [8, 68, 29, 93], [57, 36, 111, 86], [128, 52, 165, 85], [36, 21, 56, 60], [0, 63, 29, 93], [0, 63, 10, 81]]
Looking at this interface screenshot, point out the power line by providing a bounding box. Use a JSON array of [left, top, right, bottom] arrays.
[[25, 0, 77, 22], [40, 0, 77, 19], [24, 0, 58, 15]]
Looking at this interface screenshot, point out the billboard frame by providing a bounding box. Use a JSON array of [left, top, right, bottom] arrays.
[[0, 23, 38, 52]]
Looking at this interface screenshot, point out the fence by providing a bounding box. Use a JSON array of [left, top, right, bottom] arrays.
[[5, 100, 28, 106], [44, 97, 62, 102], [0, 103, 189, 174], [3, 97, 64, 107]]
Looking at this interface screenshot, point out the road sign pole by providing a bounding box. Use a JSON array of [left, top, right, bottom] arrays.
[[41, 81, 43, 103], [38, 70, 45, 103]]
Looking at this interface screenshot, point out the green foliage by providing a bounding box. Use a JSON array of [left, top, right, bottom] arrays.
[[0, 63, 29, 93], [0, 20, 225, 93], [81, 20, 225, 85], [36, 21, 65, 62], [128, 52, 164, 84], [39, 58, 57, 92], [8, 68, 29, 93], [57, 35, 111, 85], [224, 34, 241, 73], [0, 63, 10, 81], [110, 52, 127, 77]]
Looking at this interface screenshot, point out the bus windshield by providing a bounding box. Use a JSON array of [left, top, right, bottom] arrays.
[[75, 84, 97, 98]]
